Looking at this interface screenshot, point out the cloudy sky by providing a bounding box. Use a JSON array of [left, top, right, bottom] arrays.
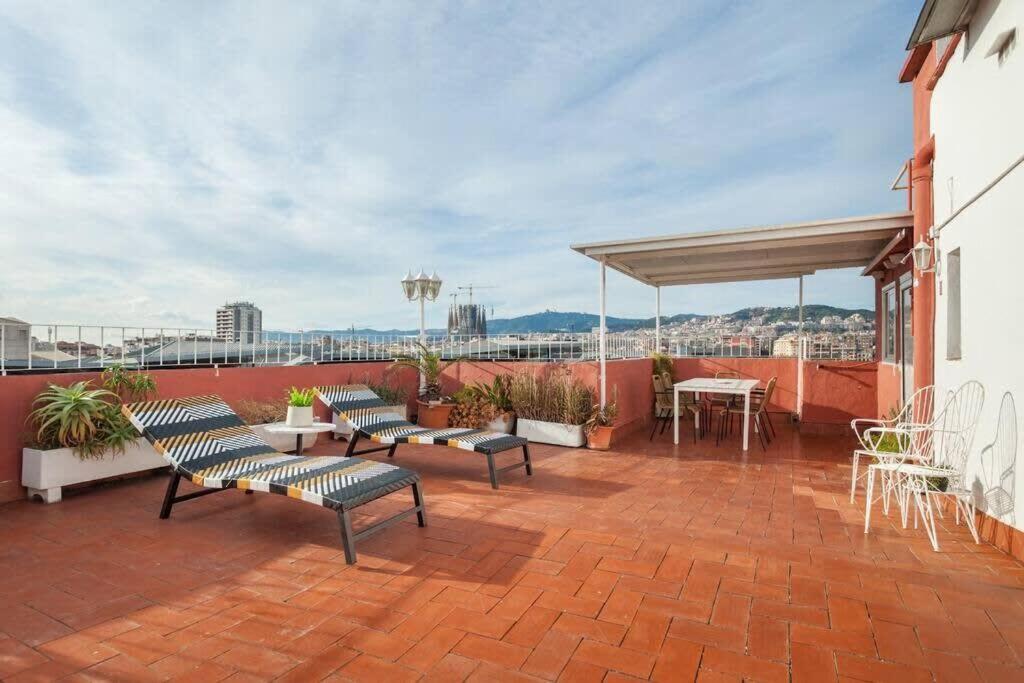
[[1, 1, 918, 332]]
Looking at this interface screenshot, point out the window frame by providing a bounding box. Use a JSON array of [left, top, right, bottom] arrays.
[[882, 282, 897, 364]]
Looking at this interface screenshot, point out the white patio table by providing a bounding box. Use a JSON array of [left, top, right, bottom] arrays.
[[674, 378, 760, 450]]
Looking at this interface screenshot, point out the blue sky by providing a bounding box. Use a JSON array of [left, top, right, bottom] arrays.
[[0, 1, 919, 331]]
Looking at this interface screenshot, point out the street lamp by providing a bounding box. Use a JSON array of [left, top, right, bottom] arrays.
[[402, 269, 442, 393]]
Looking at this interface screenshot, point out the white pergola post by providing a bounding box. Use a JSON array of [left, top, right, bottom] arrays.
[[797, 275, 804, 420], [599, 259, 607, 408], [655, 286, 661, 353]]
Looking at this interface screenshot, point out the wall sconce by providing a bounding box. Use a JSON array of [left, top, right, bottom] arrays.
[[911, 238, 936, 273]]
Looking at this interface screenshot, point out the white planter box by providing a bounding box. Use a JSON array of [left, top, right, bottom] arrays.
[[515, 419, 586, 447], [22, 438, 166, 504], [333, 405, 407, 440]]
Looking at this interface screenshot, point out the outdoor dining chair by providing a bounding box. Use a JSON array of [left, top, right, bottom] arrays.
[[651, 374, 704, 442], [715, 376, 776, 450]]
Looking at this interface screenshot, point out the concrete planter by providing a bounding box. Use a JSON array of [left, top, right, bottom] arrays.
[[516, 419, 586, 448], [285, 405, 313, 427], [333, 405, 408, 440], [22, 438, 165, 504]]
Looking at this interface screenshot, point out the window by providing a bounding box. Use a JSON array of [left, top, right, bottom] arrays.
[[882, 283, 897, 363], [947, 248, 962, 359]]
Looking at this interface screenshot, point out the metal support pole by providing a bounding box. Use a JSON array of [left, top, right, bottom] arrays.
[[797, 275, 804, 421], [599, 259, 607, 408], [418, 296, 426, 395], [655, 286, 661, 352]]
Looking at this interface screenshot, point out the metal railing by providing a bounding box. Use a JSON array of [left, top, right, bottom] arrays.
[[0, 322, 875, 373]]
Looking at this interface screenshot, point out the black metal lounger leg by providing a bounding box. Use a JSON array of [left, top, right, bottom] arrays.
[[338, 509, 357, 564], [160, 472, 182, 519], [522, 445, 532, 476], [387, 444, 397, 458], [344, 432, 359, 457], [486, 453, 499, 489], [412, 482, 427, 527]]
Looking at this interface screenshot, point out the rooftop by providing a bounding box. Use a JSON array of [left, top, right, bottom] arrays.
[[2, 427, 1021, 681]]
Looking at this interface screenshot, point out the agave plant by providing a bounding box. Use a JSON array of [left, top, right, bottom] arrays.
[[389, 342, 459, 401], [30, 382, 118, 455]]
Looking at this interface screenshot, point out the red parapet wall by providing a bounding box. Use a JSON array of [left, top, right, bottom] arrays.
[[672, 357, 879, 427], [0, 362, 417, 502], [0, 356, 876, 502]]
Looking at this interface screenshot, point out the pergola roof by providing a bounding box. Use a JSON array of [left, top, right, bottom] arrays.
[[570, 212, 913, 287]]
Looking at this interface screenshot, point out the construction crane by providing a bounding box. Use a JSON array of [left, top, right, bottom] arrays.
[[456, 284, 496, 306]]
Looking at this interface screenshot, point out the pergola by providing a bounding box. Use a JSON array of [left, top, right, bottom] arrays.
[[571, 212, 913, 414]]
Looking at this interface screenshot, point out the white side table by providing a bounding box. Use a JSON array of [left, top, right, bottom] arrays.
[[264, 422, 335, 456]]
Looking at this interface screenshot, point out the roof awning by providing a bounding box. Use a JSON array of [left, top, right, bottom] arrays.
[[570, 212, 913, 287], [906, 0, 977, 49]]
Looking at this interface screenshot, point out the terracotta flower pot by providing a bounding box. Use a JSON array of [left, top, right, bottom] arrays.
[[587, 425, 614, 450], [417, 400, 455, 428]]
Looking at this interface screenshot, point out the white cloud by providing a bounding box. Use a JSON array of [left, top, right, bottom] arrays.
[[0, 1, 916, 330]]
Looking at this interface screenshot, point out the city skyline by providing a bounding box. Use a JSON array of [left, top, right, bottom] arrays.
[[1, 2, 917, 329]]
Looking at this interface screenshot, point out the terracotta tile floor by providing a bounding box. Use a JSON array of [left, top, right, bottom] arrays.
[[2, 423, 1024, 681]]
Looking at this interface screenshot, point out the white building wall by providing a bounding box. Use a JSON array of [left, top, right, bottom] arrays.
[[930, 0, 1024, 532]]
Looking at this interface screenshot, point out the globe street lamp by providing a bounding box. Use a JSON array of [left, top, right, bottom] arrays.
[[402, 269, 442, 392]]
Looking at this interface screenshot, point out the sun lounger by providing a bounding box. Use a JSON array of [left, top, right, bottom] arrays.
[[121, 395, 424, 563], [314, 384, 532, 489]]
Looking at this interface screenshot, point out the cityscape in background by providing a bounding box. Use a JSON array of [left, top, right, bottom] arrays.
[[0, 299, 875, 371]]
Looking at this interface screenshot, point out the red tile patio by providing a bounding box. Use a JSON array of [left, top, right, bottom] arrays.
[[1, 423, 1023, 681]]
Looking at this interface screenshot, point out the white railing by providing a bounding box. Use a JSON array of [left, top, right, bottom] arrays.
[[0, 322, 875, 373]]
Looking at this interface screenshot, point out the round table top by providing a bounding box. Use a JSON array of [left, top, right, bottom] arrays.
[[263, 422, 336, 435]]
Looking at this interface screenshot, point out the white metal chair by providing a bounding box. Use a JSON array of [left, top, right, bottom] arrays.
[[863, 381, 985, 551], [849, 385, 935, 503]]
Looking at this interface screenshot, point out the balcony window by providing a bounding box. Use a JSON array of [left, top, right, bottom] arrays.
[[882, 283, 897, 363]]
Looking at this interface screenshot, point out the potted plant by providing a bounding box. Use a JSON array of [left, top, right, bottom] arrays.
[[22, 366, 162, 503], [448, 386, 499, 430], [585, 392, 619, 451], [466, 374, 515, 433], [285, 387, 315, 427], [332, 376, 410, 440], [510, 370, 593, 447], [389, 342, 460, 428], [236, 398, 301, 452]]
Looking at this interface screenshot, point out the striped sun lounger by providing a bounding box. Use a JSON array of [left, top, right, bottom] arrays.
[[315, 384, 532, 489], [121, 395, 425, 563]]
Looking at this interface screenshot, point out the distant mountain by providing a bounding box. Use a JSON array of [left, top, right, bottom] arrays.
[[276, 305, 873, 337]]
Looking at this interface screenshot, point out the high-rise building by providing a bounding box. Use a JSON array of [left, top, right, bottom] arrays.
[[216, 302, 262, 343], [447, 303, 487, 336]]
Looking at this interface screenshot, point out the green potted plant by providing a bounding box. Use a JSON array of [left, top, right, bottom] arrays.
[[237, 398, 304, 452], [22, 366, 161, 503], [509, 370, 593, 447], [389, 342, 460, 428], [466, 374, 515, 433], [585, 389, 619, 451], [285, 387, 315, 427]]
